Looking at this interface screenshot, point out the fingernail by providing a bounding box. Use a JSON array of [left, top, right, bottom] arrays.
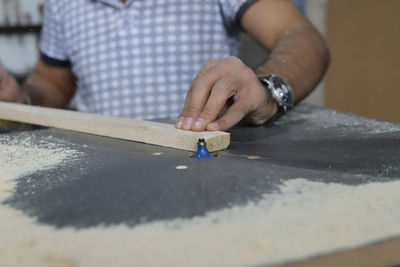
[[183, 117, 194, 130], [176, 117, 185, 129], [207, 122, 219, 131], [193, 118, 205, 131]]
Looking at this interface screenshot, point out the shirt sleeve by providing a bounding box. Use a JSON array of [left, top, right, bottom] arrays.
[[218, 0, 260, 32], [39, 0, 71, 67]]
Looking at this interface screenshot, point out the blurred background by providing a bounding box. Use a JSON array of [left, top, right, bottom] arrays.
[[0, 0, 399, 123]]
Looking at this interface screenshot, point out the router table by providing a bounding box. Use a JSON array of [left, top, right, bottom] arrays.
[[1, 104, 400, 267]]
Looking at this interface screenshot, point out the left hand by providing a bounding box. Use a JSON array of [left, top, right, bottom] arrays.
[[175, 56, 278, 132]]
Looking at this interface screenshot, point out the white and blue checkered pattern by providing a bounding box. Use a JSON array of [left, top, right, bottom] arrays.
[[40, 0, 254, 119]]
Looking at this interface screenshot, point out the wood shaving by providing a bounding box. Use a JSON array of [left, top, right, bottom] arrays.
[[1, 133, 400, 267]]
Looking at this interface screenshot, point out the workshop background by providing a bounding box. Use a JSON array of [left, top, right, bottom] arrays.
[[0, 0, 399, 123]]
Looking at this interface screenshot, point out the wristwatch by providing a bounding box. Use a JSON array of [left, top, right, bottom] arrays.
[[257, 75, 295, 116]]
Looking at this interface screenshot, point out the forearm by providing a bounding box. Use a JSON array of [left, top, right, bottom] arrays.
[[255, 23, 330, 103], [21, 62, 75, 108], [22, 71, 57, 107]]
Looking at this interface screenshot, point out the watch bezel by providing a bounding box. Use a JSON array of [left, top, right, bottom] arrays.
[[258, 75, 295, 114]]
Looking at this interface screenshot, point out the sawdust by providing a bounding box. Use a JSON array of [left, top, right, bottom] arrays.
[[1, 133, 400, 267], [247, 155, 261, 160], [0, 133, 81, 197], [175, 165, 188, 170], [283, 108, 400, 135]]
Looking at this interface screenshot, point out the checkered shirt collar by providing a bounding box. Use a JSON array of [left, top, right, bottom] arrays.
[[94, 0, 134, 9]]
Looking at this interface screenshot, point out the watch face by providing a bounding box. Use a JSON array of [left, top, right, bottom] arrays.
[[270, 76, 294, 108], [272, 76, 284, 89]]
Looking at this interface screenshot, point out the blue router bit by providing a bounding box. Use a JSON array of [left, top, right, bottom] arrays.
[[191, 138, 214, 158]]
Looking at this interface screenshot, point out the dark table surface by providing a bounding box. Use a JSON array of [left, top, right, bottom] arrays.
[[2, 104, 400, 229]]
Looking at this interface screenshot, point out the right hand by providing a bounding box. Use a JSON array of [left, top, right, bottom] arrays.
[[0, 67, 28, 104]]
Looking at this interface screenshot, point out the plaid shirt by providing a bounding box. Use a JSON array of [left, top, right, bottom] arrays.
[[40, 0, 256, 119]]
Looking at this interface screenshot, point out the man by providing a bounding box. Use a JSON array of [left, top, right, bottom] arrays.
[[0, 0, 329, 132]]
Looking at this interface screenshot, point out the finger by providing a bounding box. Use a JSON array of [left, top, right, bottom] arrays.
[[0, 74, 25, 103], [217, 102, 231, 119], [180, 58, 242, 131], [175, 89, 192, 129], [180, 62, 226, 130], [206, 101, 249, 131], [176, 60, 220, 128], [192, 75, 240, 132], [0, 75, 12, 101]]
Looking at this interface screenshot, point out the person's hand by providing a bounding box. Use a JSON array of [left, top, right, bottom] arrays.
[[0, 67, 29, 104], [175, 57, 278, 132]]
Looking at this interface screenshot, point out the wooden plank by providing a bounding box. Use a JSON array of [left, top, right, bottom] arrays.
[[282, 236, 400, 267], [0, 101, 230, 152]]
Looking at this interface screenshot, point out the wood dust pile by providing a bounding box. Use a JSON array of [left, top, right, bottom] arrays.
[[1, 133, 400, 267]]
